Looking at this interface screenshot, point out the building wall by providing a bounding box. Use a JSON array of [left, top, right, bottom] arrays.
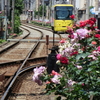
[[76, 0, 96, 9], [35, 0, 40, 11]]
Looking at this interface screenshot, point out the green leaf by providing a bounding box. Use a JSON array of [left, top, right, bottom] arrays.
[[89, 60, 99, 66], [97, 78, 100, 83], [96, 71, 100, 73], [76, 52, 90, 60], [76, 70, 81, 74], [89, 91, 97, 96], [87, 68, 93, 72], [87, 37, 94, 42]]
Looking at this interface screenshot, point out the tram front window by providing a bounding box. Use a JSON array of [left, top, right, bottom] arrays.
[[55, 6, 73, 20]]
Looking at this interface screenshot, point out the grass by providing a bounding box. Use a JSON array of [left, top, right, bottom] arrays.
[[0, 39, 6, 44]]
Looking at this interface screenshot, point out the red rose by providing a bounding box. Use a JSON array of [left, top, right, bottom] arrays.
[[86, 35, 91, 38], [82, 83, 85, 86], [94, 34, 100, 39], [70, 51, 78, 56], [60, 57, 69, 64], [85, 18, 96, 27], [70, 15, 75, 19], [79, 21, 86, 27], [68, 34, 74, 39], [89, 18, 96, 23]]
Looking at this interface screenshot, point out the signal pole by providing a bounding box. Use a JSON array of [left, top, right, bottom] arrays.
[[42, 0, 44, 25], [4, 0, 7, 40], [12, 0, 15, 33], [95, 0, 100, 30], [38, 0, 40, 20], [86, 0, 90, 20]]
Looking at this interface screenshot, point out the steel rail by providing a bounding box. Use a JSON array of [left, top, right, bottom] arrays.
[[19, 63, 46, 75], [22, 23, 52, 32], [1, 25, 43, 100], [0, 26, 30, 54], [22, 23, 62, 45], [0, 56, 46, 66]]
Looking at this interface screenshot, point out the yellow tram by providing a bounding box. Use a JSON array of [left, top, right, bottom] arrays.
[[51, 4, 74, 33]]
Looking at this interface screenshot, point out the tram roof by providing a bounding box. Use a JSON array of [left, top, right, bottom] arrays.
[[53, 4, 73, 7]]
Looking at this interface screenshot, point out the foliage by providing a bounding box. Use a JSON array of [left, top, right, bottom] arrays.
[[0, 39, 6, 44], [31, 20, 51, 28], [39, 5, 46, 17], [8, 0, 23, 34], [89, 6, 94, 9], [32, 17, 100, 100], [7, 25, 12, 34], [89, 6, 95, 15], [15, 0, 24, 14], [34, 10, 38, 18], [14, 0, 23, 34], [32, 20, 43, 26], [14, 14, 21, 33], [34, 5, 46, 18]]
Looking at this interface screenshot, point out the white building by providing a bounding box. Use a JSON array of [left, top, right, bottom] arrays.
[[76, 0, 97, 9]]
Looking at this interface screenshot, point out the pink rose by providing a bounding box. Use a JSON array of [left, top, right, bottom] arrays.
[[97, 46, 100, 51], [59, 39, 66, 43], [56, 54, 61, 60]]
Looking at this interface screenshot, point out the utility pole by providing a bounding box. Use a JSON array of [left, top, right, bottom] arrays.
[[72, 0, 78, 21], [49, 0, 52, 21], [72, 0, 76, 14], [95, 0, 99, 11], [95, 0, 99, 18], [38, 0, 40, 20], [95, 0, 100, 29], [0, 0, 4, 39], [12, 0, 15, 33], [70, 0, 73, 4], [4, 0, 8, 40], [1, 0, 4, 10], [42, 0, 44, 25], [52, 0, 54, 5], [86, 0, 90, 20]]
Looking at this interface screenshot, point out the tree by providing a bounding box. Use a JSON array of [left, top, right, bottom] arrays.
[[13, 0, 24, 34], [34, 5, 46, 18], [14, 0, 24, 33]]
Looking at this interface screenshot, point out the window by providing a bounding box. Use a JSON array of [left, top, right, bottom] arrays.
[[55, 6, 73, 20]]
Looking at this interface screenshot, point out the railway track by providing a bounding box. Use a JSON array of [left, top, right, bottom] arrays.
[[0, 24, 62, 100], [22, 23, 69, 46], [0, 24, 44, 63], [0, 59, 47, 100], [23, 23, 52, 32], [0, 25, 44, 98]]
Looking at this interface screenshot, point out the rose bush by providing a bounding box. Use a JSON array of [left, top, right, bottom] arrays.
[[33, 17, 100, 100]]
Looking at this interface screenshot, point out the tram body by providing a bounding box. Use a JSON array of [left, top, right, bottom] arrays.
[[51, 4, 74, 33]]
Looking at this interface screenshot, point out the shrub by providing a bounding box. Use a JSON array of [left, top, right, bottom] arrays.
[[32, 17, 100, 100]]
